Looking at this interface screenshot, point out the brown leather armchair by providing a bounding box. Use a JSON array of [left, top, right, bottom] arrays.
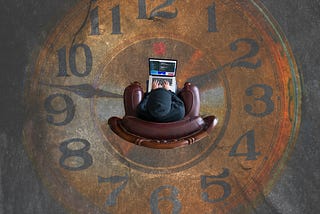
[[108, 82, 217, 149]]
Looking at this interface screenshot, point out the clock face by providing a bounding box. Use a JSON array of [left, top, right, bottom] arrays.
[[23, 0, 301, 213]]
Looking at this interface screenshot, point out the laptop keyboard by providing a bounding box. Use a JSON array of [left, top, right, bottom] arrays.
[[151, 78, 173, 85]]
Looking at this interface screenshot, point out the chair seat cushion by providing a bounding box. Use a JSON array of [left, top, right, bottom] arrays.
[[121, 116, 205, 140]]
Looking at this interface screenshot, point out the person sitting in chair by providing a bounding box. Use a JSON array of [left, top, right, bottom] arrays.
[[137, 80, 185, 123]]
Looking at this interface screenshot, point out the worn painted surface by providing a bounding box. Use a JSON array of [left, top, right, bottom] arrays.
[[0, 0, 319, 213]]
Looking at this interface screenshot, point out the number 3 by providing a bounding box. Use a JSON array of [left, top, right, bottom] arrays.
[[245, 84, 274, 117]]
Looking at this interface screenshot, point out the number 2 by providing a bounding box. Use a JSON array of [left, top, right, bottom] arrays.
[[230, 38, 262, 69], [138, 0, 178, 19]]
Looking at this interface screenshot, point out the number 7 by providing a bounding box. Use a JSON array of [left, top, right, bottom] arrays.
[[98, 174, 129, 206]]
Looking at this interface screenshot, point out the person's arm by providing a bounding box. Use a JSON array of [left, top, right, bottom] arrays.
[[138, 80, 160, 113], [168, 89, 186, 121], [171, 92, 185, 106], [136, 92, 151, 120]]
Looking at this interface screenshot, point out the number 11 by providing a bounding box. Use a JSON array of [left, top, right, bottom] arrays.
[[90, 5, 122, 35]]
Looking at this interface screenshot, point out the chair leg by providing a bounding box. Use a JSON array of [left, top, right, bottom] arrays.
[[123, 82, 144, 117], [178, 82, 200, 117]]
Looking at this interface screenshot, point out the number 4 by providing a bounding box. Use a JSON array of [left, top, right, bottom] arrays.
[[229, 130, 261, 160]]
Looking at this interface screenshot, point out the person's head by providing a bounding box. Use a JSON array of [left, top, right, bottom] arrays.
[[146, 88, 172, 119]]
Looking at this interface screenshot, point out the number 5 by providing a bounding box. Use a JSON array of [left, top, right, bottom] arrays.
[[201, 168, 231, 203]]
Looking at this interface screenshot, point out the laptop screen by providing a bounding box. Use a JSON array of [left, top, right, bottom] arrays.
[[149, 58, 177, 76]]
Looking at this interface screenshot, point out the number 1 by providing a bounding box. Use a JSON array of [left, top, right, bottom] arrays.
[[111, 5, 122, 34], [90, 6, 100, 35], [208, 3, 218, 32]]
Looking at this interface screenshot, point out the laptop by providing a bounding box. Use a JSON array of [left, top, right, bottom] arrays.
[[147, 58, 177, 92]]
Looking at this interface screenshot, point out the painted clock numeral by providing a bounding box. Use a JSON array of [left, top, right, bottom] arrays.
[[111, 5, 122, 34], [150, 185, 181, 214], [245, 84, 274, 117], [229, 130, 261, 160], [138, 0, 178, 19], [59, 138, 93, 171], [57, 44, 93, 77], [201, 168, 231, 203], [90, 6, 100, 35], [230, 38, 262, 69], [208, 2, 218, 32], [44, 93, 75, 126], [89, 4, 121, 35], [186, 38, 261, 89], [98, 174, 129, 206]]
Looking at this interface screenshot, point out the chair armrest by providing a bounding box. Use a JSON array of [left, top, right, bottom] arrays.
[[123, 82, 144, 117], [178, 82, 200, 117], [121, 116, 205, 140]]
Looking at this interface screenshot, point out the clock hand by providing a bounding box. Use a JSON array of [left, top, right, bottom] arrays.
[[40, 82, 123, 98], [186, 62, 230, 91], [71, 0, 94, 45], [186, 59, 261, 91]]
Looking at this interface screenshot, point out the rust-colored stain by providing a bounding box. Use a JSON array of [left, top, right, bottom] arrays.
[[153, 42, 166, 56], [22, 0, 301, 213]]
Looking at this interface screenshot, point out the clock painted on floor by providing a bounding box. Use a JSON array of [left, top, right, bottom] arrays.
[[23, 0, 301, 213]]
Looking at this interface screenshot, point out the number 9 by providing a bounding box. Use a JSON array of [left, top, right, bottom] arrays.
[[44, 93, 75, 126]]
